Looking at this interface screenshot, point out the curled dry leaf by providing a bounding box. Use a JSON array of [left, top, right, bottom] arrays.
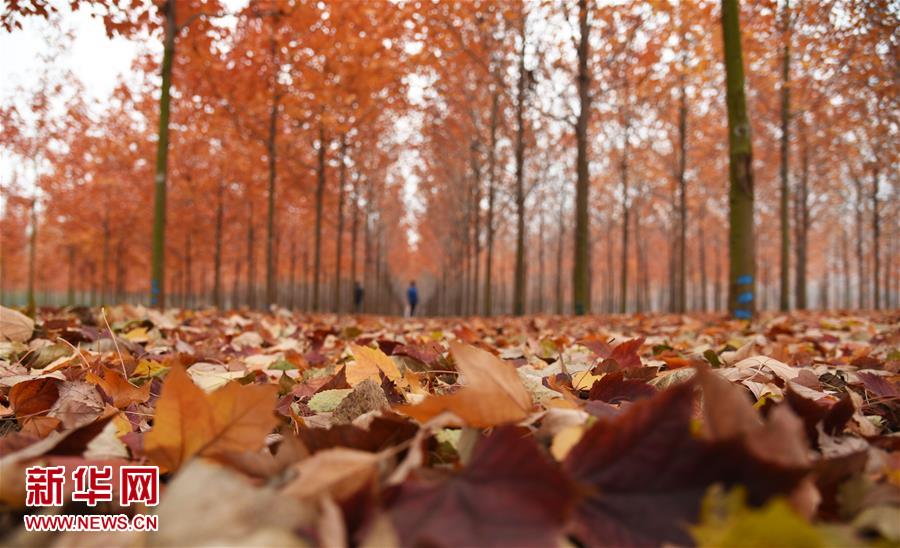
[[395, 341, 532, 427], [0, 306, 34, 343]]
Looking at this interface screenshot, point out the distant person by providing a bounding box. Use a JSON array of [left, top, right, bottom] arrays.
[[406, 280, 419, 317], [353, 281, 364, 312]]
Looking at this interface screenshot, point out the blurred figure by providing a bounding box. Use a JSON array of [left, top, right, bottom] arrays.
[[353, 281, 364, 312], [406, 280, 419, 317]]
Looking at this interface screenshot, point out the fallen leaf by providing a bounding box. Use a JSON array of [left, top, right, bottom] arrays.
[[388, 426, 574, 547], [0, 306, 34, 343], [143, 367, 279, 471], [87, 366, 151, 409], [395, 342, 532, 427]]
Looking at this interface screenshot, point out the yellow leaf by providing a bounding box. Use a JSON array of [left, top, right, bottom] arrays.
[[572, 371, 603, 390], [692, 487, 826, 548], [350, 344, 402, 383], [551, 425, 585, 461], [133, 359, 167, 378], [124, 327, 149, 343]]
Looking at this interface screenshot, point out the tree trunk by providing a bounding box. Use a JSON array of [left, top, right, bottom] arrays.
[[573, 0, 591, 315], [714, 232, 723, 311], [556, 196, 564, 315], [871, 167, 880, 309], [676, 53, 688, 314], [232, 255, 241, 309], [779, 0, 792, 311], [264, 100, 279, 304], [246, 202, 256, 309], [213, 181, 224, 308], [350, 177, 360, 292], [619, 120, 631, 314], [334, 135, 347, 312], [101, 212, 110, 305], [854, 177, 865, 308], [841, 226, 850, 309], [150, 0, 175, 308], [26, 197, 37, 316], [484, 92, 499, 316], [513, 12, 527, 317], [67, 245, 75, 306], [185, 231, 193, 308], [794, 130, 808, 310], [314, 123, 327, 311], [470, 141, 481, 315], [721, 0, 756, 319], [289, 239, 296, 309], [698, 205, 708, 311]]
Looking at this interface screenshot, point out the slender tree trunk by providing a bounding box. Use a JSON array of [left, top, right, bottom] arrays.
[[698, 205, 708, 312], [101, 212, 110, 305], [513, 10, 528, 316], [66, 246, 75, 306], [854, 177, 865, 308], [350, 178, 360, 290], [537, 210, 545, 312], [232, 256, 241, 309], [303, 248, 311, 311], [246, 202, 256, 309], [185, 231, 193, 308], [619, 120, 631, 314], [871, 167, 880, 309], [264, 113, 278, 305], [676, 56, 688, 314], [213, 181, 224, 308], [714, 232, 723, 311], [288, 239, 296, 309], [556, 197, 565, 315], [794, 131, 809, 310], [484, 92, 499, 316], [573, 0, 592, 315], [721, 0, 756, 318], [26, 197, 37, 316], [334, 135, 347, 312], [150, 0, 175, 308], [470, 141, 481, 315], [841, 226, 850, 308], [605, 222, 614, 313], [779, 0, 792, 311], [314, 123, 327, 311], [634, 200, 643, 313]]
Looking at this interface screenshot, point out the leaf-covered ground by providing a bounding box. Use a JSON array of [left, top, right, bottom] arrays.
[[1, 305, 898, 546]]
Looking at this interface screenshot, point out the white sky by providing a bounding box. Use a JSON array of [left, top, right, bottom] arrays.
[[0, 5, 137, 105]]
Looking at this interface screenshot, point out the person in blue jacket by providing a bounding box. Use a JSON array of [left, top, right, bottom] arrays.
[[406, 280, 419, 317]]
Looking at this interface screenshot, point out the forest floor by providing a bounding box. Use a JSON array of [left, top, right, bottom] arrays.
[[0, 305, 898, 546]]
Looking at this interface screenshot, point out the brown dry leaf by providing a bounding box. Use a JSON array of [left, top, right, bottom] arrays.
[[151, 459, 314, 546], [0, 306, 34, 343], [47, 381, 105, 429], [86, 366, 151, 409], [395, 341, 533, 427], [9, 377, 59, 420], [143, 367, 279, 472], [282, 447, 381, 501]]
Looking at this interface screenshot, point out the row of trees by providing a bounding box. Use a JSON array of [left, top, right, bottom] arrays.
[[0, 0, 896, 316], [2, 0, 417, 314], [413, 0, 896, 316]]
